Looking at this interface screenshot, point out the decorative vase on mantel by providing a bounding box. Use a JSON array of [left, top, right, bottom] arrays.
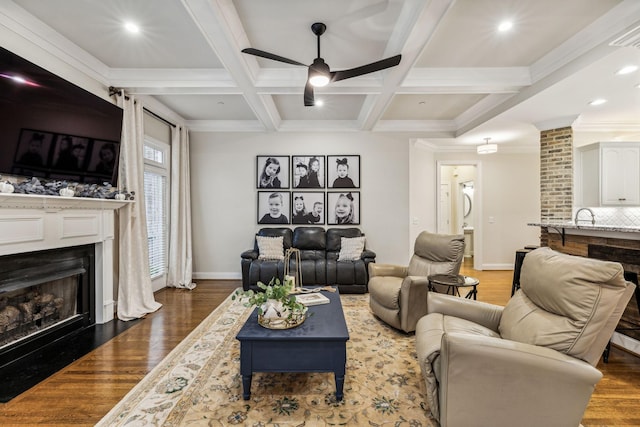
[[233, 277, 307, 330]]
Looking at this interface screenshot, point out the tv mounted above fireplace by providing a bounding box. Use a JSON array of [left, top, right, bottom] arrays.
[[0, 46, 123, 187]]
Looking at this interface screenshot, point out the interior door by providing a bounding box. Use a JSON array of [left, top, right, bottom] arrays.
[[438, 182, 451, 234]]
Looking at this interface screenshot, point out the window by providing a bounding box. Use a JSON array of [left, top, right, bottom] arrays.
[[143, 137, 170, 280]]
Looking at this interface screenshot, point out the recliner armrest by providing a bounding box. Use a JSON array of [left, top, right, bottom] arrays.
[[427, 292, 503, 332], [439, 332, 602, 427], [361, 249, 376, 259], [241, 250, 258, 260], [368, 263, 407, 278]]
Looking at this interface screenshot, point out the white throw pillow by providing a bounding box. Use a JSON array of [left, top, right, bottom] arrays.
[[256, 235, 284, 260], [338, 236, 366, 261]]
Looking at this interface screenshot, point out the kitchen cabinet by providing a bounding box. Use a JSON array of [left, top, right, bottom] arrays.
[[575, 142, 640, 206]]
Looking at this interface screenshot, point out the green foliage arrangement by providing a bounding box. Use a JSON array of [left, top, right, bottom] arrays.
[[232, 277, 306, 317]]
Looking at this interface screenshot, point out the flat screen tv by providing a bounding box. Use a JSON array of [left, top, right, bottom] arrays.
[[0, 46, 123, 187]]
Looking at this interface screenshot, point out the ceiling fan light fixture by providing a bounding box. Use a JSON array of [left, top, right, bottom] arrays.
[[309, 74, 329, 87], [308, 58, 330, 87], [477, 137, 498, 154]]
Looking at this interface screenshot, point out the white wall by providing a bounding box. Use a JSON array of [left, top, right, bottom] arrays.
[[434, 150, 541, 269], [190, 132, 411, 278], [191, 133, 541, 277], [409, 141, 437, 254]]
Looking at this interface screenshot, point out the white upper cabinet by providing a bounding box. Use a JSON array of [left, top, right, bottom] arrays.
[[575, 142, 640, 207]]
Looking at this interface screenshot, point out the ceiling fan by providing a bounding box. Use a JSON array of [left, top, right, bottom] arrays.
[[242, 22, 402, 106]]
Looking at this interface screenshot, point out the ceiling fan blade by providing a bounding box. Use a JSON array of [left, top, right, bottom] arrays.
[[241, 48, 307, 67], [330, 54, 401, 82], [304, 81, 315, 106]]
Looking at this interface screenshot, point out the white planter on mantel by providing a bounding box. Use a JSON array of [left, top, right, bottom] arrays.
[[0, 193, 133, 324], [0, 182, 14, 193]]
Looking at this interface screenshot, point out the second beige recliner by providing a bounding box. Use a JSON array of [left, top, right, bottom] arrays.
[[368, 231, 465, 333], [415, 247, 636, 427]]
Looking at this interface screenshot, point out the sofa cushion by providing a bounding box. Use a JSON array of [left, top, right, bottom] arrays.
[[292, 226, 326, 250], [256, 235, 284, 260], [326, 227, 363, 252], [338, 236, 366, 261], [499, 247, 628, 362]]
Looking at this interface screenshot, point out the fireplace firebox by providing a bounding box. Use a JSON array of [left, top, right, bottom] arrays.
[[0, 245, 95, 368]]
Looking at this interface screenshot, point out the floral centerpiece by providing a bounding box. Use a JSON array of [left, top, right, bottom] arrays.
[[233, 277, 308, 329]]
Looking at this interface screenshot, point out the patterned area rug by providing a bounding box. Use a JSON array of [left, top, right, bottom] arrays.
[[97, 291, 437, 426]]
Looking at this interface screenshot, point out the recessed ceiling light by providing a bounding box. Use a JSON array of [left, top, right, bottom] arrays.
[[418, 101, 426, 105], [498, 21, 513, 32], [616, 65, 638, 75], [124, 21, 140, 34], [315, 99, 324, 107], [589, 98, 607, 106]]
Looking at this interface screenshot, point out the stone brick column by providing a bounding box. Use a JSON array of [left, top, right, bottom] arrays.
[[539, 126, 574, 246]]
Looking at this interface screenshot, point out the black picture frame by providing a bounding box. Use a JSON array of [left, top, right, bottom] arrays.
[[291, 191, 325, 225], [13, 129, 55, 170], [327, 191, 360, 225], [86, 139, 120, 182], [51, 134, 90, 172], [291, 155, 325, 189], [256, 155, 290, 189], [327, 155, 360, 189], [257, 191, 291, 224]]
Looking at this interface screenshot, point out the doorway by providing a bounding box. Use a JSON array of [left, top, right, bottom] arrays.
[[437, 161, 482, 270]]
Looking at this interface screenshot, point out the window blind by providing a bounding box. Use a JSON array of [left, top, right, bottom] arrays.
[[143, 137, 170, 281], [144, 170, 167, 279]]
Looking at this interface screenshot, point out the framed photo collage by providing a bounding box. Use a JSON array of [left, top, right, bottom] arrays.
[[256, 155, 360, 226]]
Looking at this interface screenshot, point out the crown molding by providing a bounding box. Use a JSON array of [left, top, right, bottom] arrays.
[[0, 2, 109, 84], [533, 115, 579, 131], [185, 120, 265, 132]]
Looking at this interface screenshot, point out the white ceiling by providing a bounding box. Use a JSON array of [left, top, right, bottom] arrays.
[[4, 0, 640, 150]]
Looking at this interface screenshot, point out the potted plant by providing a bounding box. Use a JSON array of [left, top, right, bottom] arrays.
[[233, 277, 308, 329]]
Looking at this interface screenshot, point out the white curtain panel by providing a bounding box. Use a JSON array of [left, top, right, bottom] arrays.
[[168, 125, 196, 290], [116, 95, 162, 320]]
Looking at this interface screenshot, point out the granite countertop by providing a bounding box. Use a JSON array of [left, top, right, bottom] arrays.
[[528, 222, 640, 233]]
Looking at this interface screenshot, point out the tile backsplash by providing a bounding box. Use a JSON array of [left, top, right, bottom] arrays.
[[576, 207, 640, 226]]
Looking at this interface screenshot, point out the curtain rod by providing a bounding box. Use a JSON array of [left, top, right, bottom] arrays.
[[109, 86, 178, 129], [143, 107, 177, 129]]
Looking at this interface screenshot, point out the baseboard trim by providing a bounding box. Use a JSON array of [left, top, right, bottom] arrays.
[[193, 272, 242, 280], [611, 332, 640, 357]]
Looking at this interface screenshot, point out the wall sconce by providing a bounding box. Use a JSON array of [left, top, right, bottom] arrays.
[[477, 137, 498, 154]]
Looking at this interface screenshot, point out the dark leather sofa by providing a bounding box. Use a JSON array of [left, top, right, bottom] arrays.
[[241, 227, 376, 294]]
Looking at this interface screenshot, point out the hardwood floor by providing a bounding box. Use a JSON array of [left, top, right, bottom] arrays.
[[0, 265, 638, 426]]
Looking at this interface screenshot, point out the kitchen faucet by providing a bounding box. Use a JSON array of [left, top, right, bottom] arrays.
[[574, 207, 596, 225]]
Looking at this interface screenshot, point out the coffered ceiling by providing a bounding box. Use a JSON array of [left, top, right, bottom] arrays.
[[3, 0, 640, 150]]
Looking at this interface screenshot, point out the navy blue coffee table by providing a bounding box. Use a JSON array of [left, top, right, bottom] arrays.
[[236, 290, 349, 401]]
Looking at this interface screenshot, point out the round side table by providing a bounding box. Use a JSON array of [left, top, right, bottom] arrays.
[[427, 274, 480, 300]]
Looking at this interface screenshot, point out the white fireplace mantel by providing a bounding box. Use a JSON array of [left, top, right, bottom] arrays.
[[0, 193, 132, 324]]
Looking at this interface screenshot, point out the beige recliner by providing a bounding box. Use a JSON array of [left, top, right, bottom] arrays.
[[368, 231, 465, 333], [415, 247, 636, 427]]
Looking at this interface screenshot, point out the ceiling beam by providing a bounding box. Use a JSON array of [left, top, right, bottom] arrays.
[[359, 0, 455, 130], [181, 0, 281, 131]]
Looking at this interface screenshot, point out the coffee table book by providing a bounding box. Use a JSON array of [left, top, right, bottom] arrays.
[[295, 292, 330, 306]]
